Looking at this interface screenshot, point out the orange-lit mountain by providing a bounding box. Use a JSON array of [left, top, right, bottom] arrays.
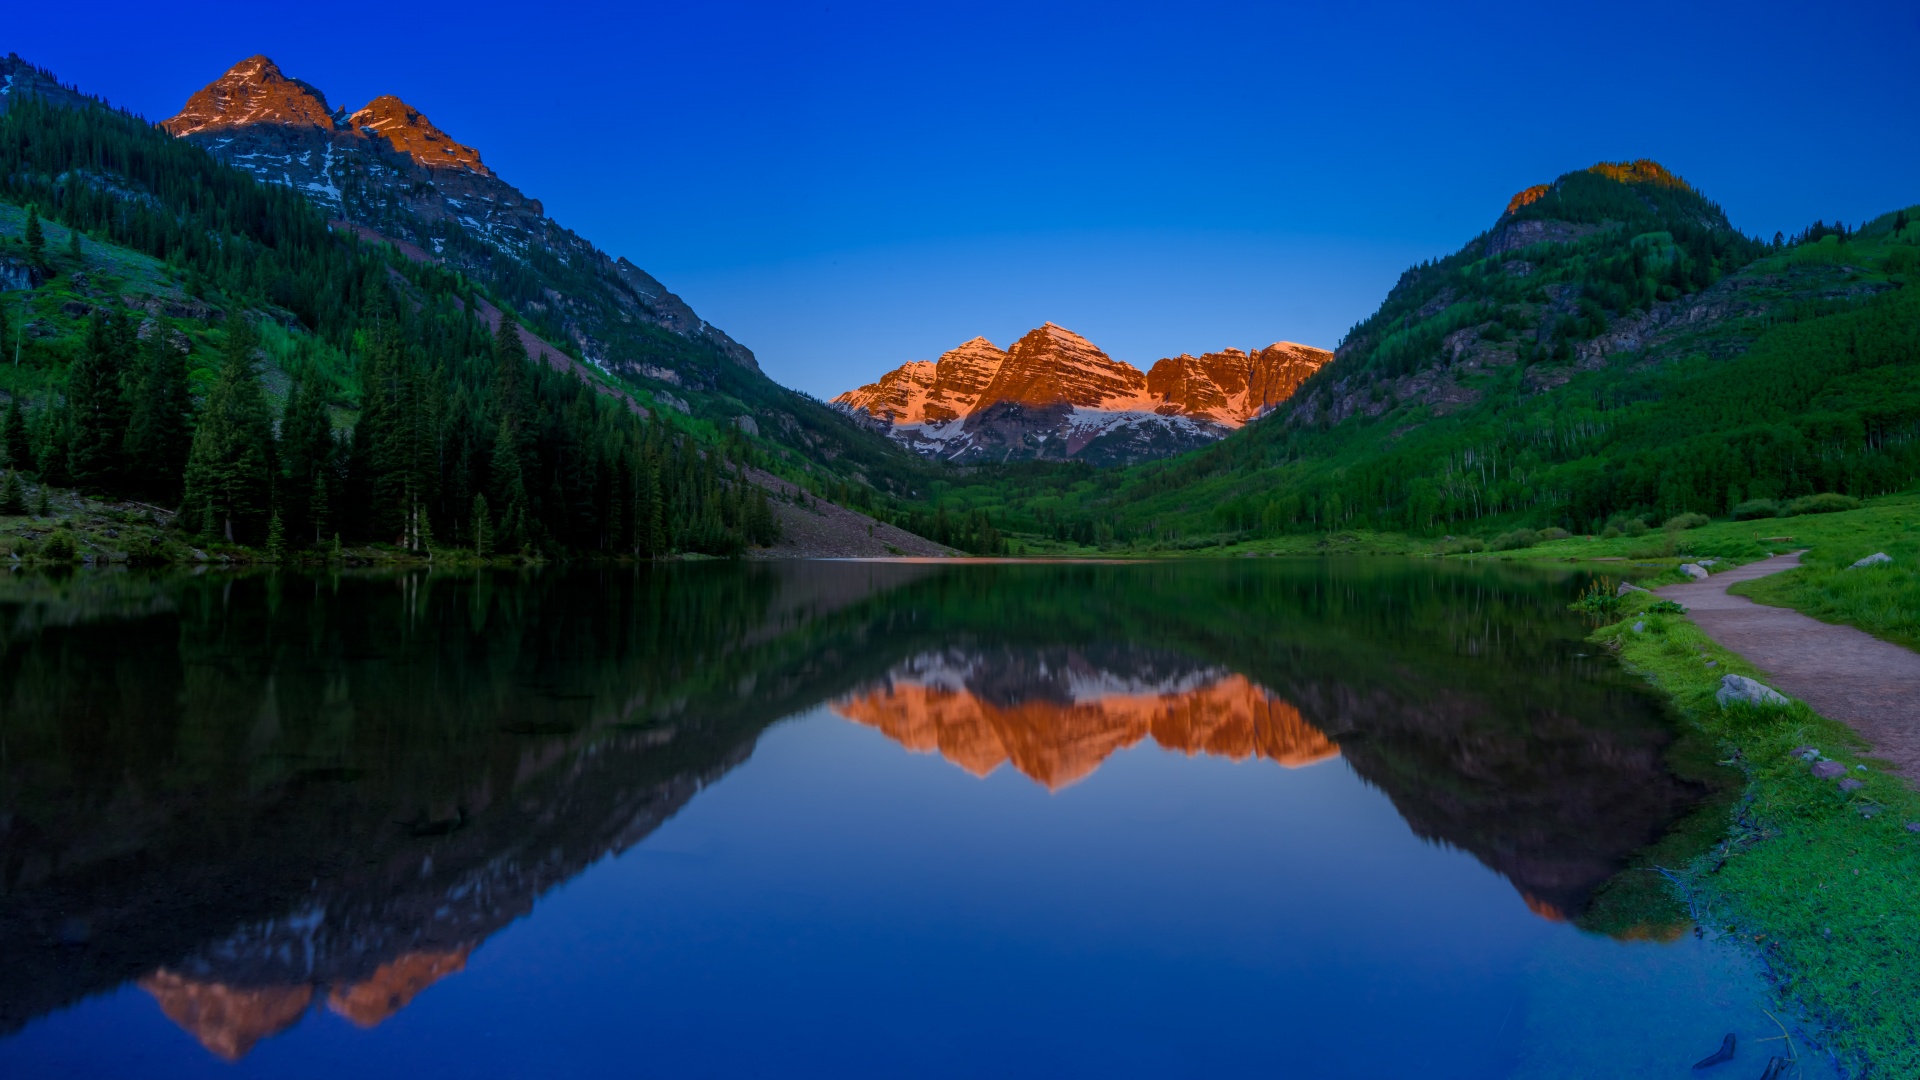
[[832, 323, 1329, 465], [158, 56, 753, 368], [832, 650, 1338, 789]]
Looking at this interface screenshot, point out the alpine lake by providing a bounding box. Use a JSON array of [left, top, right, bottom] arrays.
[[0, 559, 1836, 1078]]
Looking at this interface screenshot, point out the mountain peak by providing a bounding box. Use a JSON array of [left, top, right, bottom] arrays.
[[348, 95, 489, 175], [1503, 159, 1694, 219], [161, 55, 333, 136]]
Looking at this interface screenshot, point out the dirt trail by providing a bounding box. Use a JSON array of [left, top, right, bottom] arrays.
[[1658, 552, 1920, 780]]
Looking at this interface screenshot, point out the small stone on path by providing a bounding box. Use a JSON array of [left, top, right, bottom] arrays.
[[1679, 563, 1709, 581]]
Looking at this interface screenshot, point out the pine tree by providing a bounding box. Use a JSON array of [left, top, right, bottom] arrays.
[[66, 225, 81, 261], [67, 310, 133, 494], [1, 395, 29, 472], [264, 509, 286, 562], [31, 484, 49, 517], [125, 320, 193, 502], [23, 205, 43, 263], [490, 416, 529, 552], [180, 318, 276, 543], [472, 493, 492, 558], [309, 469, 331, 546], [0, 469, 25, 515], [279, 378, 336, 546]]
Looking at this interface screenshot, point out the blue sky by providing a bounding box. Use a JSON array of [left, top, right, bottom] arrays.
[[9, 1, 1916, 396]]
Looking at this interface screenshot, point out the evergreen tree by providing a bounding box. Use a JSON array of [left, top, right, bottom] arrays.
[[490, 416, 529, 552], [35, 405, 71, 486], [66, 225, 81, 261], [124, 320, 193, 503], [279, 377, 336, 546], [23, 204, 43, 262], [0, 469, 24, 515], [67, 310, 133, 494], [264, 509, 285, 561], [309, 470, 331, 546], [180, 318, 276, 542], [471, 493, 492, 558], [1, 395, 29, 472]]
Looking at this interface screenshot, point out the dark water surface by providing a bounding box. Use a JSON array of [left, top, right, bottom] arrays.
[[0, 560, 1825, 1078]]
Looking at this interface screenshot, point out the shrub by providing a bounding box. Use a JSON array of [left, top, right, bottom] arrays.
[[1605, 515, 1652, 537], [1540, 527, 1572, 541], [39, 530, 76, 561], [1732, 499, 1780, 520], [1664, 512, 1711, 531], [1570, 577, 1621, 615], [1492, 528, 1541, 551], [1782, 493, 1861, 517], [1600, 525, 1623, 540], [1644, 599, 1686, 615], [1444, 537, 1486, 554]]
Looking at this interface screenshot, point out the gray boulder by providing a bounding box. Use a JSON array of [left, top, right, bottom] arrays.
[[1617, 581, 1650, 596], [1849, 552, 1893, 569], [1811, 760, 1848, 780], [1716, 674, 1789, 709], [1678, 563, 1709, 581]]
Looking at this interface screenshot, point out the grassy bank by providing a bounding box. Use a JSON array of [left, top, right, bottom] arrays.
[[1592, 589, 1920, 1075], [1733, 535, 1920, 653]]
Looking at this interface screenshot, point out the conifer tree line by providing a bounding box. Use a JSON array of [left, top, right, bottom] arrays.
[[0, 94, 779, 556], [0, 293, 782, 556]]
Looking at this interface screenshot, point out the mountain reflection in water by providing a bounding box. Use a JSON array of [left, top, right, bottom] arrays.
[[0, 559, 1709, 1065], [834, 650, 1339, 789]]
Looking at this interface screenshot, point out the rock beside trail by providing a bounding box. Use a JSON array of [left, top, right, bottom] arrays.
[[1716, 674, 1790, 708], [1849, 552, 1893, 568], [1837, 777, 1865, 792], [1811, 761, 1847, 780], [1617, 581, 1649, 596], [1679, 563, 1709, 581]]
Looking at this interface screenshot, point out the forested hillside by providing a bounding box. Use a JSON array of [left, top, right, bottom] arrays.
[[946, 164, 1919, 548], [0, 92, 782, 556]]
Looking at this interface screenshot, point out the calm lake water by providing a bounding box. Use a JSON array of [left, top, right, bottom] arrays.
[[0, 560, 1831, 1078]]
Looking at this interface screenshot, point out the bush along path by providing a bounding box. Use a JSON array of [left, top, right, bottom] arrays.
[[1594, 576, 1920, 1076]]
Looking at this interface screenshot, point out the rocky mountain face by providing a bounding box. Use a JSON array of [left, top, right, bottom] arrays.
[[833, 323, 1329, 466], [160, 57, 757, 373], [0, 53, 98, 115]]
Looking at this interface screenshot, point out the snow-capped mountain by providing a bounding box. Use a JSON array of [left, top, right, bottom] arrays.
[[833, 323, 1330, 465]]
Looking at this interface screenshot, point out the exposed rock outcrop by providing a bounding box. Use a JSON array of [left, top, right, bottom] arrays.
[[832, 324, 1329, 465], [160, 56, 759, 375]]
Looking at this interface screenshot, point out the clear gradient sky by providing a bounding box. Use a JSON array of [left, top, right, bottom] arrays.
[[8, 1, 1915, 396]]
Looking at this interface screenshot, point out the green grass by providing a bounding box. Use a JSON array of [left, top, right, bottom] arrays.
[[1597, 592, 1920, 1076], [1733, 524, 1920, 653]]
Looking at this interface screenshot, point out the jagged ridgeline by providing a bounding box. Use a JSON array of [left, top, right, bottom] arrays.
[[1076, 161, 1920, 541], [0, 75, 783, 555]]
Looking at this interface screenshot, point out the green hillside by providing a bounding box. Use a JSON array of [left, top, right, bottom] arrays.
[[951, 164, 1919, 550], [0, 95, 784, 557]]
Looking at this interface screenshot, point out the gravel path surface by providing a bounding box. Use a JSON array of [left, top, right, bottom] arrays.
[[743, 467, 955, 559], [1659, 551, 1920, 780]]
